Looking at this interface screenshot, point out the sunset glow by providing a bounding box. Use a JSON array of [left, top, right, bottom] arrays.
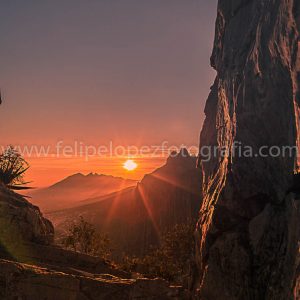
[[123, 159, 138, 171], [0, 1, 216, 189]]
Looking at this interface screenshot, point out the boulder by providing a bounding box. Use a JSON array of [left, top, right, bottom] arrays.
[[0, 185, 54, 260]]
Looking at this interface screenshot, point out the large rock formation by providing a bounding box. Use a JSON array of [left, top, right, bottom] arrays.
[[0, 184, 54, 259], [194, 0, 300, 299]]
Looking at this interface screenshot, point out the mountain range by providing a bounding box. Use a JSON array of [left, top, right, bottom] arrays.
[[28, 173, 137, 212], [46, 149, 203, 257]]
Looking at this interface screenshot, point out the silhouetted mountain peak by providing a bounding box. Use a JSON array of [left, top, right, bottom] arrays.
[[178, 147, 190, 158], [87, 172, 101, 177], [166, 148, 195, 169], [69, 172, 85, 178], [28, 173, 137, 212]]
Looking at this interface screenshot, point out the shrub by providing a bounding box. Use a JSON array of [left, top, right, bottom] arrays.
[[121, 221, 195, 284], [61, 216, 112, 259], [0, 146, 32, 190]]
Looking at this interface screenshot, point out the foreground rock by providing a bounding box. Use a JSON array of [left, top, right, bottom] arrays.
[[0, 259, 185, 299], [0, 185, 54, 259], [0, 186, 186, 299], [194, 0, 300, 299]]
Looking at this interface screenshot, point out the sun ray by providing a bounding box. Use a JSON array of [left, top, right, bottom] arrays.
[[150, 172, 199, 195], [137, 184, 160, 239], [103, 180, 130, 226]]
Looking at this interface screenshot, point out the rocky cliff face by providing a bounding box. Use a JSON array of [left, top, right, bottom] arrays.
[[194, 0, 300, 299]]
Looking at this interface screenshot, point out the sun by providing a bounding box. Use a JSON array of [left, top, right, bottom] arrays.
[[123, 159, 138, 171]]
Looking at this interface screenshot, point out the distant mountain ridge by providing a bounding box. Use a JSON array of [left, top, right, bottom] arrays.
[[47, 149, 203, 257], [28, 173, 137, 212]]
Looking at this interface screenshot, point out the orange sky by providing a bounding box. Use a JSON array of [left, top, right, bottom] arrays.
[[0, 1, 217, 188], [25, 156, 167, 187]]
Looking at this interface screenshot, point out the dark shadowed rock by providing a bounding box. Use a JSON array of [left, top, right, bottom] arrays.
[[0, 184, 54, 259], [0, 259, 186, 299], [194, 0, 300, 299]]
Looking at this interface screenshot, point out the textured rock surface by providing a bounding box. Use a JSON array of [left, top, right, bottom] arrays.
[[0, 185, 54, 259], [0, 259, 185, 299], [194, 0, 300, 299], [0, 242, 129, 278]]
